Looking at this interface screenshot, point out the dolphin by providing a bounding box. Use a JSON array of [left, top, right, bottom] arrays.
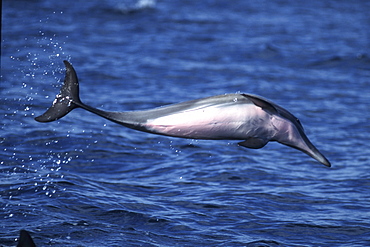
[[35, 60, 331, 167], [17, 230, 36, 247]]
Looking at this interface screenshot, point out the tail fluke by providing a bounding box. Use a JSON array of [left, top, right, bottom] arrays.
[[35, 60, 81, 122]]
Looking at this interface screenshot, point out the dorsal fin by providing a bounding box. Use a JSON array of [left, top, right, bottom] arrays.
[[243, 94, 305, 130], [242, 94, 278, 114], [17, 230, 36, 247]]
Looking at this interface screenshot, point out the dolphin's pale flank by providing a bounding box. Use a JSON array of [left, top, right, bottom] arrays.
[[35, 61, 331, 167]]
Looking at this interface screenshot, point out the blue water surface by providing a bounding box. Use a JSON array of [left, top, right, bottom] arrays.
[[1, 0, 370, 246]]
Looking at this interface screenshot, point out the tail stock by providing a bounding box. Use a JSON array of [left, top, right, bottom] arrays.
[[35, 60, 81, 122]]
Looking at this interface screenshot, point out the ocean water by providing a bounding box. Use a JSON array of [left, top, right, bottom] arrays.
[[1, 0, 370, 246]]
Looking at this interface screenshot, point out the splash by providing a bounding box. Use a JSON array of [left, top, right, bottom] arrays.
[[115, 0, 156, 14], [136, 0, 156, 9]]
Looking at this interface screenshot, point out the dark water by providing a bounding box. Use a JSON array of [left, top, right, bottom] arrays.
[[1, 0, 370, 246]]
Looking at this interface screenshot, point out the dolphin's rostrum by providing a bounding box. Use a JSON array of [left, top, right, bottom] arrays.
[[35, 61, 331, 167]]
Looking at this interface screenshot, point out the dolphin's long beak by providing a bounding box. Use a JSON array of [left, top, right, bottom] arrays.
[[283, 133, 331, 167], [300, 142, 331, 167]]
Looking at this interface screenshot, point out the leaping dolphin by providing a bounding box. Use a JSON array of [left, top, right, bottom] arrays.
[[35, 61, 331, 167]]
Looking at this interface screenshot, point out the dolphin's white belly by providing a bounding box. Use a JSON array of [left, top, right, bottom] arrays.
[[144, 103, 274, 140]]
